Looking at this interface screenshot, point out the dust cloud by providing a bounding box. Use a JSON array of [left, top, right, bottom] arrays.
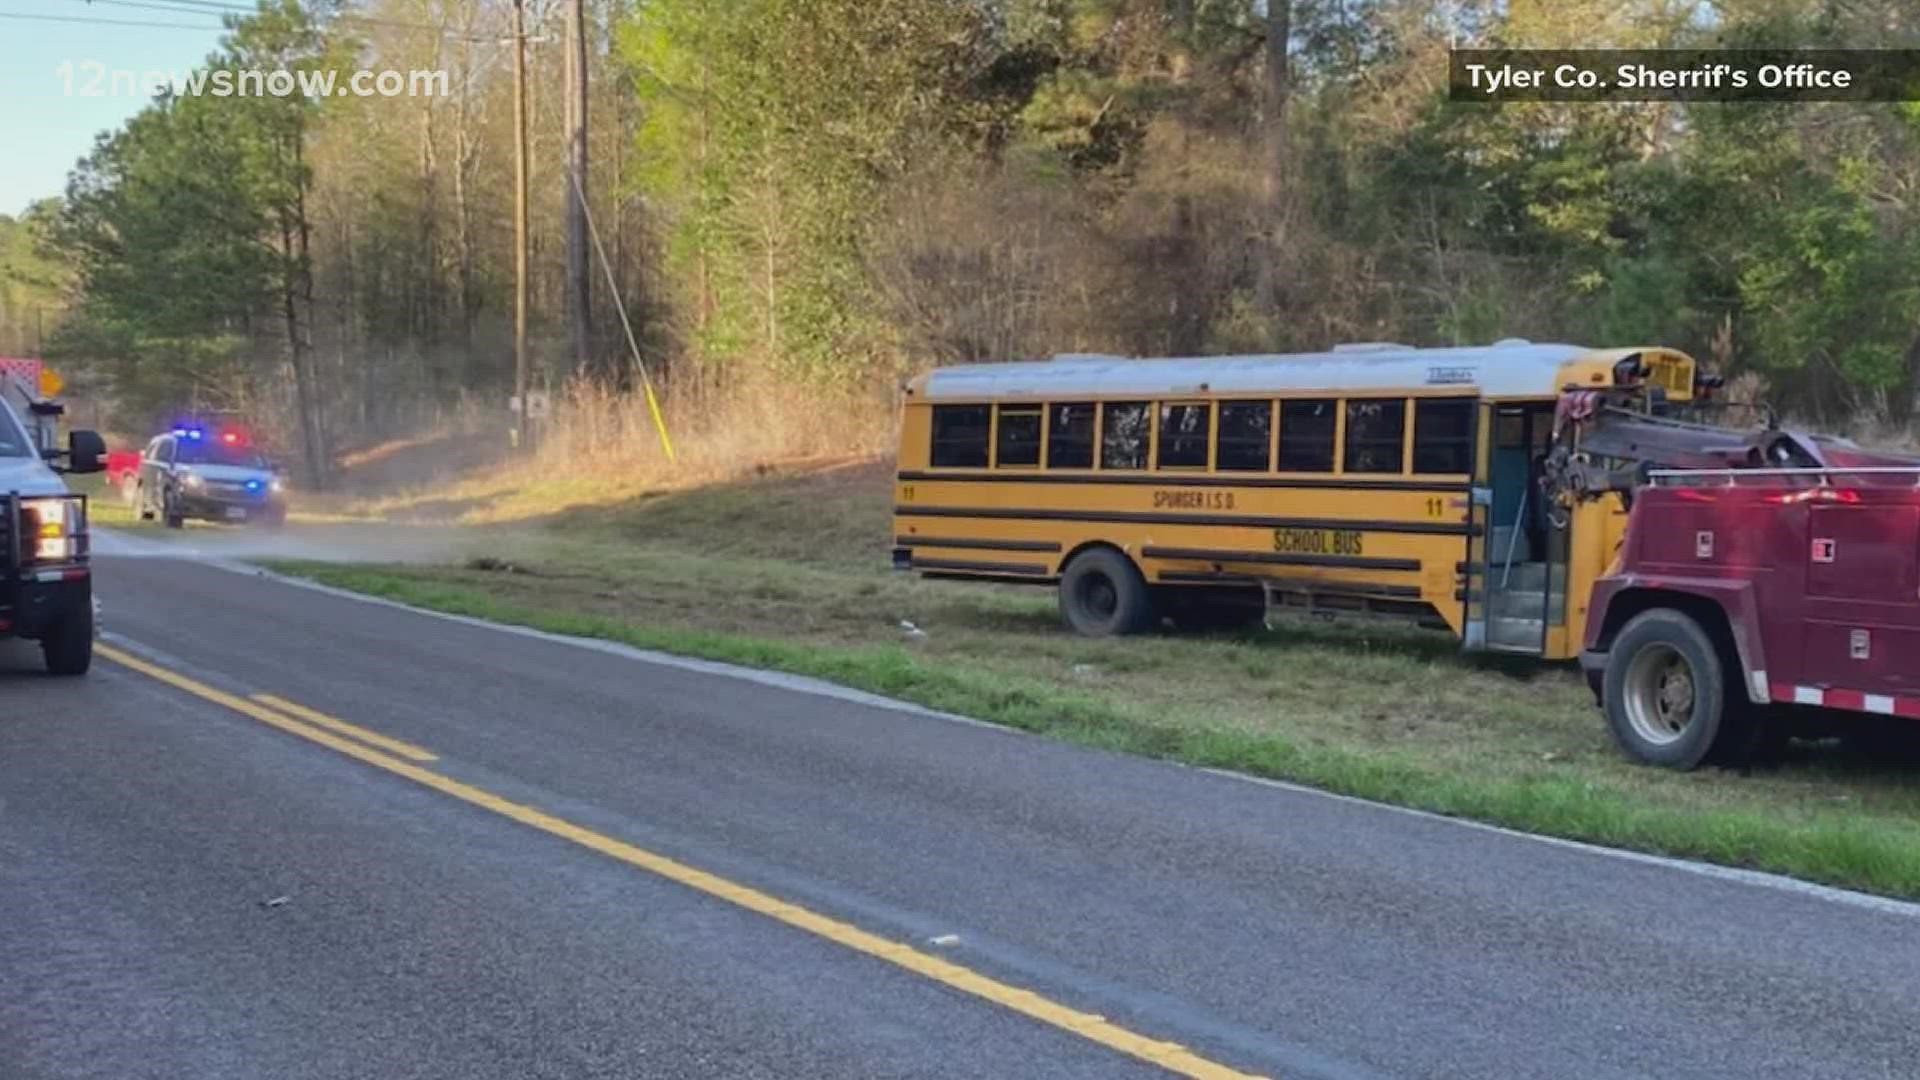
[[93, 523, 475, 566]]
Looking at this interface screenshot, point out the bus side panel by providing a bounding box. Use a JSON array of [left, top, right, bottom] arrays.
[[894, 449, 1075, 577], [893, 474, 1473, 626], [1560, 493, 1631, 660], [898, 403, 932, 470]]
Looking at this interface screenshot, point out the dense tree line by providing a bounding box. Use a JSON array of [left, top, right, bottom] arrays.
[[8, 0, 1918, 480], [0, 204, 65, 358]]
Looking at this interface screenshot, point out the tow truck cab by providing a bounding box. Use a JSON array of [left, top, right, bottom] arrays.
[[1581, 458, 1920, 768], [0, 376, 108, 675]]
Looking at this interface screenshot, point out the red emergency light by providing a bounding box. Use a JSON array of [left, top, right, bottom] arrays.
[[169, 421, 251, 446]]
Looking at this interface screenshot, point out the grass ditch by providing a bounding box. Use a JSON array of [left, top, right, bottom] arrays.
[[249, 459, 1920, 899]]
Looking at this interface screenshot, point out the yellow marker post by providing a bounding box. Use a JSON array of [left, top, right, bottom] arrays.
[[643, 381, 676, 463]]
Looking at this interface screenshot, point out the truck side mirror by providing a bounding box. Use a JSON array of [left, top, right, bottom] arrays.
[[67, 430, 107, 474]]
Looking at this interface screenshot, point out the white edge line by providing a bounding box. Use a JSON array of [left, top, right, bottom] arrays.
[[120, 536, 1920, 922]]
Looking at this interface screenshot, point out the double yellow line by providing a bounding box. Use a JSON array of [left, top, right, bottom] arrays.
[[95, 642, 1263, 1080]]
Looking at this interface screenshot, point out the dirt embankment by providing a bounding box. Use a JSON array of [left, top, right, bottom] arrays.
[[332, 431, 510, 499]]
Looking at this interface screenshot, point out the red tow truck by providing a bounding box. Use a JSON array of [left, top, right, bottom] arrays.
[[1579, 441, 1920, 769]]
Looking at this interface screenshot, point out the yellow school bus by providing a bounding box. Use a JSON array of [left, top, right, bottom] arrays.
[[891, 340, 1699, 659]]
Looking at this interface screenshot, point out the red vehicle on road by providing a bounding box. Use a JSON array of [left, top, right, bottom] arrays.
[[1581, 453, 1920, 768]]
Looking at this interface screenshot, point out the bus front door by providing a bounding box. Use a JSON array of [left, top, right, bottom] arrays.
[[1480, 403, 1563, 654]]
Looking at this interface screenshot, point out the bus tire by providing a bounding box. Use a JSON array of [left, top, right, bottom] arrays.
[[1603, 608, 1737, 770], [1059, 548, 1155, 637]]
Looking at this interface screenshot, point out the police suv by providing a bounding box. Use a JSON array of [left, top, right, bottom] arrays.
[[0, 373, 107, 675], [134, 425, 287, 528]]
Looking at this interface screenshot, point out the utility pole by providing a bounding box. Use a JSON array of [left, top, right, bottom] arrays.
[[1258, 0, 1292, 319], [511, 0, 531, 449], [564, 0, 592, 379]]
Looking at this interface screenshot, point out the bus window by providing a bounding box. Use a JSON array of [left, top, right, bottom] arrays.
[[1344, 399, 1406, 474], [1047, 403, 1095, 468], [1157, 403, 1209, 469], [1497, 408, 1534, 450], [1278, 399, 1336, 472], [996, 406, 1042, 467], [931, 405, 990, 467], [1101, 402, 1150, 470], [1216, 400, 1273, 471], [1413, 398, 1474, 474]]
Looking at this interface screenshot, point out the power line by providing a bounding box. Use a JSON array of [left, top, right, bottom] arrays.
[[80, 0, 255, 11], [68, 0, 507, 40], [75, 0, 255, 12], [0, 9, 222, 29], [67, 0, 244, 20]]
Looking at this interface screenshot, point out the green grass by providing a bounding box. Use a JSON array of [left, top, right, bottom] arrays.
[[66, 473, 140, 528], [254, 461, 1920, 900]]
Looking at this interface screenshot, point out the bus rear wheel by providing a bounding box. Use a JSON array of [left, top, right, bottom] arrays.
[[1059, 548, 1155, 637]]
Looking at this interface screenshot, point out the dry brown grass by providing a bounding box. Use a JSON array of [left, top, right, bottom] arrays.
[[535, 375, 895, 480], [328, 376, 899, 524]]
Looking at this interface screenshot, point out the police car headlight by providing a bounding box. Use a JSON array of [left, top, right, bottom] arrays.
[[181, 471, 204, 490]]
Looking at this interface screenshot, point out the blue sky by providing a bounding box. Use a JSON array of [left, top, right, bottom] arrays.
[[1, 5, 232, 217]]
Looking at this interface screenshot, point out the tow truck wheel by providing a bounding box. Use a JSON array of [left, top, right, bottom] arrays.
[[41, 606, 93, 677], [1604, 609, 1734, 770]]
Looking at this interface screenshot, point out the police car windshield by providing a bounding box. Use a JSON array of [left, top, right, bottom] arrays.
[[0, 400, 30, 458], [177, 439, 268, 468]]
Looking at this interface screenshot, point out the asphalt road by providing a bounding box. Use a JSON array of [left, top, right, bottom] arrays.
[[4, 550, 1918, 1079]]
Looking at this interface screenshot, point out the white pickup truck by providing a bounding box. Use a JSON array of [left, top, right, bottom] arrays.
[[0, 375, 107, 674]]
